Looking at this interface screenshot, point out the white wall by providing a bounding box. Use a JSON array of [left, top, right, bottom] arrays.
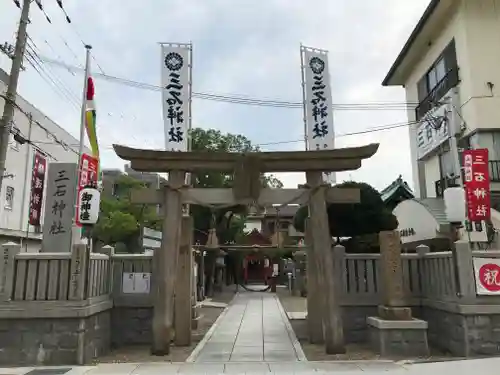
[[404, 5, 464, 197], [0, 77, 90, 235], [459, 0, 500, 134], [393, 200, 442, 244], [403, 0, 500, 196]]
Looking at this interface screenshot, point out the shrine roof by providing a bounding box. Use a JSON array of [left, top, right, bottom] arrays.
[[380, 175, 414, 203], [241, 229, 272, 246]]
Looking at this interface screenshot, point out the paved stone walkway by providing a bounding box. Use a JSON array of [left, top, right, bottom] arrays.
[[186, 291, 306, 363], [3, 358, 499, 374]]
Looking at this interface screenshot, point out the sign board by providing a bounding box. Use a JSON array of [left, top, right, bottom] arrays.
[[464, 149, 491, 221], [473, 258, 500, 295], [29, 151, 46, 226], [42, 163, 77, 252], [76, 153, 99, 226], [301, 46, 335, 151], [416, 90, 453, 160], [122, 272, 151, 294], [161, 43, 192, 152], [78, 187, 100, 224]]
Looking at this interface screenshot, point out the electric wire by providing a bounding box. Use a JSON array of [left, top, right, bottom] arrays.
[[26, 119, 416, 151], [38, 55, 419, 110], [25, 39, 80, 110]]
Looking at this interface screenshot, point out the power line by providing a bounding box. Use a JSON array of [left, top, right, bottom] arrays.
[[25, 39, 81, 110], [38, 55, 419, 109], [0, 93, 80, 155], [255, 120, 416, 147], [28, 119, 416, 150]]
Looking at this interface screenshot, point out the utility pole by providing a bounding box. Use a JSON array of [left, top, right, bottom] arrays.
[[0, 0, 32, 193]]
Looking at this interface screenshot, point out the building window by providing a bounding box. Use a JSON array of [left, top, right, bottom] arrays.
[[416, 40, 459, 119], [427, 57, 447, 93], [279, 221, 289, 230], [267, 221, 275, 233], [5, 186, 14, 210], [491, 132, 500, 161], [111, 183, 119, 196]]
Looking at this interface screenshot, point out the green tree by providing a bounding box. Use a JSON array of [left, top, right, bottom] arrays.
[[190, 128, 283, 244], [189, 128, 284, 296], [293, 181, 398, 250], [92, 175, 160, 252]]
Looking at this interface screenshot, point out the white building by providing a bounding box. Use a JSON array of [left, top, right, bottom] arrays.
[[383, 0, 500, 203], [0, 68, 90, 249]]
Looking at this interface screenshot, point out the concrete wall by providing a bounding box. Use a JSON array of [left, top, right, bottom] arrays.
[[420, 306, 500, 357], [111, 307, 153, 347], [0, 309, 110, 366]]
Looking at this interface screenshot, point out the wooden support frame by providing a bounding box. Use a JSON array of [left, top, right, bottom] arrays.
[[131, 187, 360, 206]]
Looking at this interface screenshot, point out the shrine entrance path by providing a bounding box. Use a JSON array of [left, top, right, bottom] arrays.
[[187, 291, 306, 363]]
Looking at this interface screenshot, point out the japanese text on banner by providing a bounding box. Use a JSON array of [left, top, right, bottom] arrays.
[[75, 153, 98, 226], [29, 152, 46, 226], [302, 47, 335, 151], [161, 44, 191, 152], [463, 149, 491, 221]]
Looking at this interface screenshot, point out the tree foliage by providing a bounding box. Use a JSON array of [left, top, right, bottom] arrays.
[[190, 128, 283, 244], [293, 181, 398, 239], [93, 128, 284, 251], [92, 175, 160, 251]]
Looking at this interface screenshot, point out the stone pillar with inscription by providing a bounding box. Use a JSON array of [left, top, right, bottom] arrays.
[[378, 230, 411, 320], [293, 250, 306, 297], [42, 163, 78, 252], [366, 230, 429, 357]]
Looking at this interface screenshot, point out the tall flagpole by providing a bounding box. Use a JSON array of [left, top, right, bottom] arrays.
[[78, 45, 92, 163], [72, 44, 92, 246]]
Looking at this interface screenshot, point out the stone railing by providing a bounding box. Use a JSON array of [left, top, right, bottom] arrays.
[[332, 246, 454, 305], [0, 242, 112, 302], [418, 250, 458, 302]]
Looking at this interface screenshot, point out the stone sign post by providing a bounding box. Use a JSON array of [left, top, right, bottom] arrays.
[[366, 230, 429, 357], [377, 230, 411, 320], [42, 163, 78, 253]]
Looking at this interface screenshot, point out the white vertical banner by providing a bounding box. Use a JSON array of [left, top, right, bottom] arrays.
[[161, 43, 192, 152], [300, 45, 335, 183]]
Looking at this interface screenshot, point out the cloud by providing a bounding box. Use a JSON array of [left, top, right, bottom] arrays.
[[0, 0, 431, 192]]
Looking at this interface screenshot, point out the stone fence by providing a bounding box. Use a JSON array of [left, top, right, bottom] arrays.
[[1, 239, 500, 365], [0, 243, 112, 366], [326, 243, 500, 356], [0, 243, 196, 366]]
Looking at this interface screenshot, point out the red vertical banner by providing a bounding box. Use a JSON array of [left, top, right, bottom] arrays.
[[29, 151, 47, 226], [463, 148, 491, 221], [75, 153, 99, 226]]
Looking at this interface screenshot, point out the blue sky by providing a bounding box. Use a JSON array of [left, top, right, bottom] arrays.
[[0, 0, 431, 190]]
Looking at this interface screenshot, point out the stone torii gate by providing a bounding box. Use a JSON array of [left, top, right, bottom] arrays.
[[113, 143, 378, 355]]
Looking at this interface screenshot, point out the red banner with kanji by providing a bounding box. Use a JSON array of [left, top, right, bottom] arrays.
[[75, 153, 98, 226], [29, 151, 46, 226], [463, 148, 491, 221]]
